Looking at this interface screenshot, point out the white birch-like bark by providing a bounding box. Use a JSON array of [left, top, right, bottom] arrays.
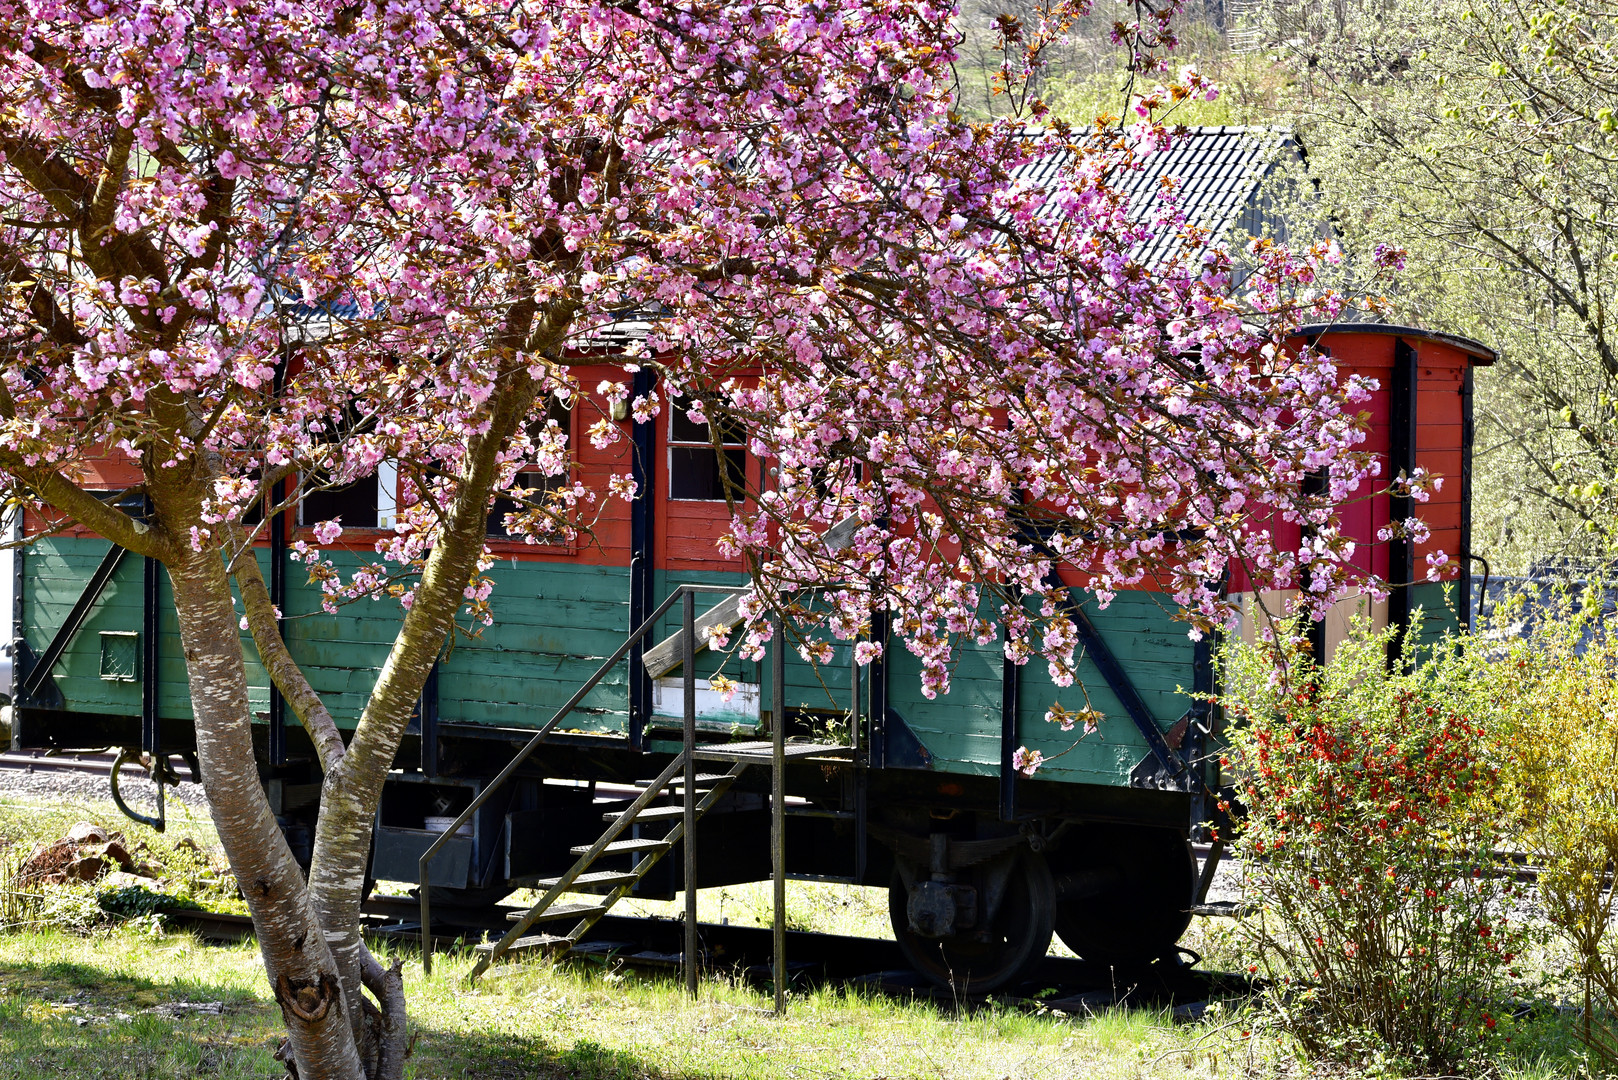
[[167, 542, 368, 1080]]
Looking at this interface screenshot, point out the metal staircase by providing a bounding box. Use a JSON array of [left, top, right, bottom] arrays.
[[469, 755, 746, 976], [471, 737, 851, 979], [418, 584, 858, 1011]]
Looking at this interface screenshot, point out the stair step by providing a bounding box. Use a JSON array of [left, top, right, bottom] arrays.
[[637, 773, 730, 788], [607, 805, 689, 824], [784, 807, 856, 820], [570, 838, 671, 857], [475, 934, 570, 956], [533, 870, 639, 891], [568, 939, 637, 957], [694, 741, 853, 762], [624, 949, 687, 969], [506, 903, 608, 923], [1189, 900, 1254, 919]]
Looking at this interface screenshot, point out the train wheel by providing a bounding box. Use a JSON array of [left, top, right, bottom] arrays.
[[1049, 824, 1194, 966], [888, 852, 1056, 992]]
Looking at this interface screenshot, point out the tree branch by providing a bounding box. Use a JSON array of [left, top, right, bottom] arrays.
[[0, 379, 168, 559], [0, 239, 89, 346], [232, 538, 347, 774]]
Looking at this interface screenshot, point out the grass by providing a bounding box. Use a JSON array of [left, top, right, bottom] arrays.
[[0, 917, 1594, 1079], [0, 794, 1598, 1079], [0, 923, 1291, 1080]]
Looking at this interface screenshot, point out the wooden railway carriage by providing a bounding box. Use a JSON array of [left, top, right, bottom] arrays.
[[4, 130, 1499, 990], [6, 320, 1494, 988]]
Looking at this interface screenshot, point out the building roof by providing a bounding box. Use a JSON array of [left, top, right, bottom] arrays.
[[1012, 125, 1301, 268]]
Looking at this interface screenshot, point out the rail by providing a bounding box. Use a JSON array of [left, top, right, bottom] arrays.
[[417, 582, 740, 973]]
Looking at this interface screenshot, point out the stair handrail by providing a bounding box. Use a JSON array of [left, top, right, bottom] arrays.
[[465, 751, 692, 979], [418, 581, 740, 972]]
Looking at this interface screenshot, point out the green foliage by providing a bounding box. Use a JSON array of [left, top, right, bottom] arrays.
[[1221, 622, 1527, 1073], [1471, 588, 1618, 1066], [1246, 0, 1618, 568], [1041, 49, 1294, 129], [96, 885, 200, 923], [0, 801, 243, 936]]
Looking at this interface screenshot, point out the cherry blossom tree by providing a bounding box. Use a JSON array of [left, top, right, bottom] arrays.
[[0, 0, 1384, 1075]]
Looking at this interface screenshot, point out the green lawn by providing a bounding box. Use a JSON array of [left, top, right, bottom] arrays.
[[0, 794, 1593, 1079], [0, 923, 1279, 1080]]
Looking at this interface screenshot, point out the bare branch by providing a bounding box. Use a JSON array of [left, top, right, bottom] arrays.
[[233, 535, 348, 773]]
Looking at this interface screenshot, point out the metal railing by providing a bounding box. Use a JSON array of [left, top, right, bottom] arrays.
[[417, 582, 739, 973]]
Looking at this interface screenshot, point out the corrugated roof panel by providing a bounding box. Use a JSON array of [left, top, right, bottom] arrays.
[[1001, 127, 1301, 267]]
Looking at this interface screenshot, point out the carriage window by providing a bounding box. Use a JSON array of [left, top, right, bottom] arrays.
[[297, 407, 396, 531], [488, 395, 573, 536], [668, 398, 745, 501], [300, 474, 382, 529], [242, 471, 264, 528]]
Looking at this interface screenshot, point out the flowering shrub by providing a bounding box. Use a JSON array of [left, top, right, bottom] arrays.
[[1480, 588, 1618, 1066], [1221, 622, 1525, 1073]]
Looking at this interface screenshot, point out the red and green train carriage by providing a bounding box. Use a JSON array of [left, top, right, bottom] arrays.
[[8, 315, 1493, 989]]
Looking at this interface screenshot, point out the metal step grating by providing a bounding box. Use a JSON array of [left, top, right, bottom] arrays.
[[570, 838, 671, 857], [605, 805, 687, 824], [506, 903, 608, 923], [532, 870, 639, 891], [693, 741, 852, 762], [475, 933, 569, 955]]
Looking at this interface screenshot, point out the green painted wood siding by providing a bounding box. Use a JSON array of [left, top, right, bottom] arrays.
[[884, 590, 1194, 782], [22, 540, 1223, 791], [21, 538, 269, 722], [1408, 581, 1465, 658]]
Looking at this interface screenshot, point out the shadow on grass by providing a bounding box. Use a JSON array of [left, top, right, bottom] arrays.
[[0, 958, 704, 1080], [0, 957, 280, 1079], [429, 1034, 684, 1080]]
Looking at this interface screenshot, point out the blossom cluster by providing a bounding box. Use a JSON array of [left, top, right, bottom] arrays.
[[0, 0, 1408, 715]]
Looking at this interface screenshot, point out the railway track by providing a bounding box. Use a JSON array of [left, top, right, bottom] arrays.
[[158, 896, 1245, 1013], [0, 755, 1559, 892], [0, 750, 125, 775]]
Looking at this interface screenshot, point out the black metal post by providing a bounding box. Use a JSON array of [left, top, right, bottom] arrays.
[[999, 623, 1019, 823], [771, 612, 787, 1014], [1302, 469, 1328, 663], [1459, 364, 1476, 631], [142, 548, 162, 827], [628, 368, 657, 750], [420, 661, 440, 777], [10, 507, 22, 712], [1387, 338, 1418, 667], [851, 628, 867, 883], [682, 589, 698, 998], [867, 608, 889, 769]]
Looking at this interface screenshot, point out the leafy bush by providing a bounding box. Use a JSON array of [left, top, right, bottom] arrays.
[[1479, 587, 1618, 1065], [1220, 622, 1526, 1073], [97, 883, 201, 922]]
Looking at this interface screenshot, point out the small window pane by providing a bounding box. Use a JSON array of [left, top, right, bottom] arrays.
[[487, 473, 566, 537], [669, 399, 744, 446], [487, 396, 572, 536], [669, 446, 745, 501], [303, 479, 378, 528]]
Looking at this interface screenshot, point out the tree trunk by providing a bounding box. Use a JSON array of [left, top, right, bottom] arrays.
[[300, 366, 543, 1071], [167, 543, 368, 1079], [157, 358, 550, 1078]]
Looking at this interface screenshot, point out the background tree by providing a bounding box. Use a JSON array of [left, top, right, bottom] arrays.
[[0, 0, 1383, 1076], [1237, 0, 1618, 570]]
